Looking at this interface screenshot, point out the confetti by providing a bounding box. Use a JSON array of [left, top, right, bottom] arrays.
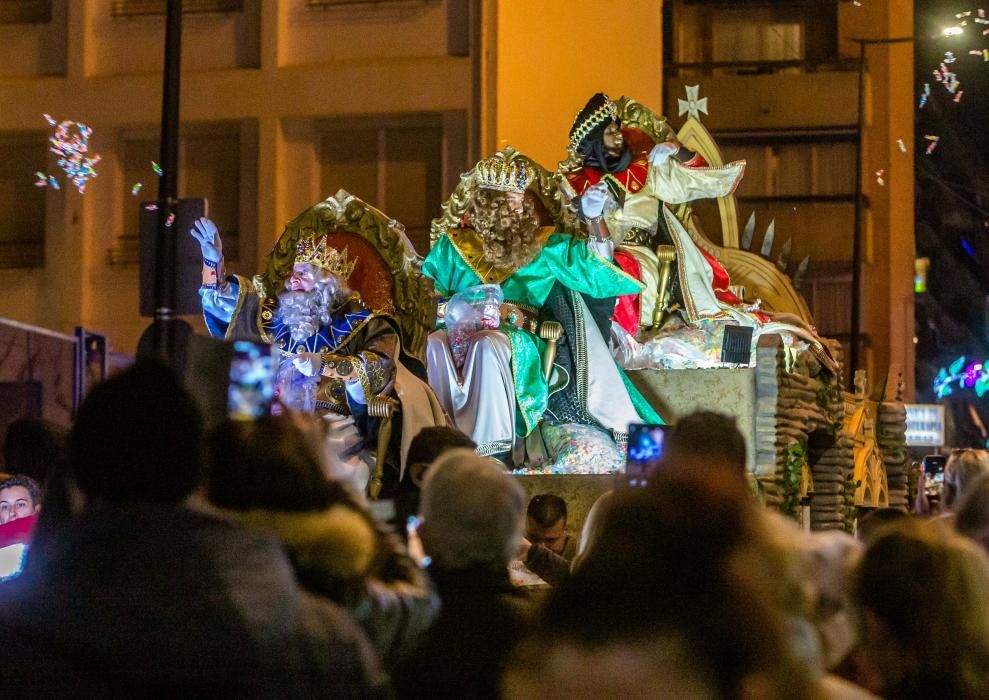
[[144, 203, 158, 211], [919, 82, 931, 108], [131, 182, 143, 196], [897, 139, 908, 153], [48, 175, 60, 190], [152, 161, 163, 176], [945, 51, 957, 63], [955, 90, 965, 102], [44, 114, 100, 193], [962, 238, 976, 258], [33, 172, 48, 187], [957, 10, 972, 18], [925, 135, 941, 155], [875, 169, 886, 187], [165, 213, 175, 227]]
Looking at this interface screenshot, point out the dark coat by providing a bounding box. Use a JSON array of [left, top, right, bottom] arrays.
[[0, 503, 386, 698], [394, 565, 535, 700]]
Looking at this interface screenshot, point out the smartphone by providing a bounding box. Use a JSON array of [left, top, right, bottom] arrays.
[[626, 423, 671, 487], [227, 339, 276, 421], [923, 454, 947, 496]]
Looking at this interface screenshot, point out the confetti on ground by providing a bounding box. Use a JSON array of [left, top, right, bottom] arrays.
[[44, 115, 100, 193], [131, 182, 143, 196], [165, 213, 175, 227], [144, 203, 158, 211], [875, 169, 886, 186], [925, 134, 941, 155], [897, 139, 908, 153], [152, 161, 162, 176], [48, 175, 60, 190]]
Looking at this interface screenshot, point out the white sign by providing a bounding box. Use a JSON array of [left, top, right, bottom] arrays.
[[905, 404, 945, 447]]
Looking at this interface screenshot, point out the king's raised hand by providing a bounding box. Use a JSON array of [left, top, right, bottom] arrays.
[[191, 217, 223, 264]]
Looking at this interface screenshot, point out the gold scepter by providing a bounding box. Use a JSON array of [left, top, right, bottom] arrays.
[[651, 245, 677, 330]]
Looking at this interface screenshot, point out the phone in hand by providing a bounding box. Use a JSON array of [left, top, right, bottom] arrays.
[[626, 423, 671, 487], [228, 340, 276, 421], [923, 454, 947, 496]]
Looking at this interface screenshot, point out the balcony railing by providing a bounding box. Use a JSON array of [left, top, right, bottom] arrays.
[[666, 58, 859, 78]]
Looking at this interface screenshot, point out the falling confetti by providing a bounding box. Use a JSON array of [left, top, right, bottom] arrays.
[[33, 172, 48, 187], [955, 90, 965, 102], [48, 175, 60, 190], [875, 169, 886, 187], [44, 115, 100, 193], [925, 134, 941, 155], [165, 213, 175, 227], [144, 203, 158, 211], [152, 161, 163, 176], [945, 51, 957, 63], [957, 10, 972, 18], [897, 139, 908, 153], [919, 83, 931, 108], [131, 182, 143, 196]]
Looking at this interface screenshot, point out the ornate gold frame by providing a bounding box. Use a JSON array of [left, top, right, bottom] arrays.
[[253, 190, 437, 361], [430, 146, 579, 246]]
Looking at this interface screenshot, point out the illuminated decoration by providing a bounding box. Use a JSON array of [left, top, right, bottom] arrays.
[[905, 404, 946, 447], [934, 355, 989, 399]]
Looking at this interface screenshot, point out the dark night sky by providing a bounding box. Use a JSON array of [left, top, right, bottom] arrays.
[[915, 0, 989, 398]]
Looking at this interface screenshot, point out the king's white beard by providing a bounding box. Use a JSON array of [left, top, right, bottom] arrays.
[[277, 288, 332, 342]]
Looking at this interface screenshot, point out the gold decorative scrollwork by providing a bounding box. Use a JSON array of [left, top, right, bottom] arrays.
[[430, 146, 579, 247], [254, 189, 437, 361]]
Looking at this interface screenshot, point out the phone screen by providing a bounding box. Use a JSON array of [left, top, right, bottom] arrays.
[[923, 455, 947, 495], [626, 423, 671, 487], [228, 340, 276, 420]]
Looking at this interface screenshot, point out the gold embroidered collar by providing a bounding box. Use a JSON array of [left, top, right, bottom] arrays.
[[446, 226, 556, 285]]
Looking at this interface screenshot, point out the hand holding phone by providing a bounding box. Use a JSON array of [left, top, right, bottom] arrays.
[[626, 423, 671, 487], [228, 340, 276, 420]]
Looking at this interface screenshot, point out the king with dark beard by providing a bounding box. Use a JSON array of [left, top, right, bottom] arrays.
[[422, 148, 661, 465], [192, 216, 446, 494]]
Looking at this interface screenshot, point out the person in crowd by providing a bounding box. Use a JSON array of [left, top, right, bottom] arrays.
[[395, 449, 534, 699], [518, 494, 576, 587], [505, 471, 814, 699], [395, 425, 477, 531], [0, 360, 385, 697], [1, 417, 67, 486], [943, 448, 989, 512], [956, 473, 989, 553], [0, 475, 41, 524], [207, 414, 438, 670], [852, 519, 989, 699], [856, 507, 910, 544]]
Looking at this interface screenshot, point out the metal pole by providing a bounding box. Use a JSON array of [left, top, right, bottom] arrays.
[[850, 39, 866, 384], [153, 0, 182, 359]]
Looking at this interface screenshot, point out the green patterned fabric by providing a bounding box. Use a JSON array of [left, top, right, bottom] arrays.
[[424, 231, 642, 436]]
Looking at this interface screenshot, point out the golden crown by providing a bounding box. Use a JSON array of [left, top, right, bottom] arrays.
[[475, 156, 529, 194], [569, 96, 619, 149], [294, 235, 358, 280]]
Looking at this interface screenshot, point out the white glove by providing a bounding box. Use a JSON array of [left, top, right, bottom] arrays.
[[190, 217, 223, 263], [292, 352, 321, 377], [581, 182, 612, 219], [648, 142, 679, 167]]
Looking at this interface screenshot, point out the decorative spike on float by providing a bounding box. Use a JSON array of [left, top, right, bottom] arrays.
[[793, 256, 810, 291], [741, 211, 756, 251], [776, 238, 792, 271], [760, 219, 776, 258]]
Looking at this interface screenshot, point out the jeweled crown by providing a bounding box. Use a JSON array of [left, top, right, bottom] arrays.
[[568, 94, 619, 150], [475, 156, 529, 194], [294, 235, 358, 280]]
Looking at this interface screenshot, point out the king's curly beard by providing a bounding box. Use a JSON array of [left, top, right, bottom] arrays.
[[470, 190, 542, 270], [276, 280, 343, 342]]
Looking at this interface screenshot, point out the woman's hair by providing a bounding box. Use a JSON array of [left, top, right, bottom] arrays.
[[944, 448, 989, 510], [469, 189, 543, 270], [852, 519, 989, 699]]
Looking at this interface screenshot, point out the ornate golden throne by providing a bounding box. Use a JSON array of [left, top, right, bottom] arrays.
[[255, 190, 437, 498], [557, 95, 813, 324]]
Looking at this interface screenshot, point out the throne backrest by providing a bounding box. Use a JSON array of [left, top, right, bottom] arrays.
[[254, 190, 436, 362]]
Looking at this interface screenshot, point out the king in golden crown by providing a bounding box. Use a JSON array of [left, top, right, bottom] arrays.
[[294, 234, 358, 280]]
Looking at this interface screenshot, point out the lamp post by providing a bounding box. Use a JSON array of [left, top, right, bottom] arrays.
[[848, 36, 914, 383]]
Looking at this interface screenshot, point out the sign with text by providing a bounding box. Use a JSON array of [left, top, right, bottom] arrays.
[[905, 404, 946, 447]]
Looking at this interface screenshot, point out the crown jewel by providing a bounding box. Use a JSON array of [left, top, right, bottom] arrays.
[[475, 156, 529, 194], [294, 235, 358, 279]]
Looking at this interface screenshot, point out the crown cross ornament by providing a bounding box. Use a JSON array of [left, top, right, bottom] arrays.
[[295, 235, 358, 280], [476, 157, 529, 194]]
